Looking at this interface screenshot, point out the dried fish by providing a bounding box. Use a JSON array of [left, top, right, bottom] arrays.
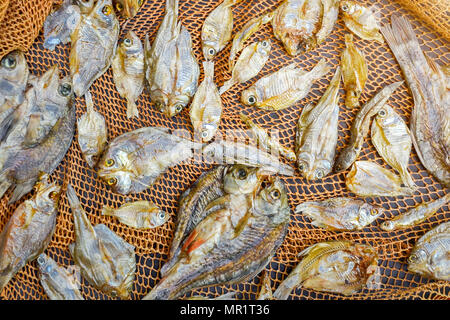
[[340, 1, 383, 43], [334, 81, 403, 172], [295, 197, 383, 231], [37, 253, 84, 300], [219, 39, 271, 95], [295, 66, 340, 181], [381, 15, 450, 187], [189, 61, 222, 142], [381, 193, 450, 231], [257, 270, 273, 300], [112, 31, 145, 119], [77, 91, 107, 168], [113, 0, 145, 18], [0, 175, 60, 291], [67, 184, 136, 299], [101, 200, 169, 229], [341, 34, 368, 109], [186, 292, 236, 300], [273, 241, 379, 299], [346, 161, 414, 197], [241, 59, 331, 111]]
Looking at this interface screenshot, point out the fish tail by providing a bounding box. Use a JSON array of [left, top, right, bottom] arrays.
[[309, 58, 331, 79], [101, 206, 115, 217], [399, 169, 417, 191], [66, 184, 82, 211], [166, 0, 179, 18], [126, 100, 139, 119], [0, 107, 18, 143], [273, 272, 302, 300], [0, 170, 12, 199], [202, 60, 215, 83], [219, 79, 234, 95], [8, 180, 36, 204], [84, 91, 94, 114]]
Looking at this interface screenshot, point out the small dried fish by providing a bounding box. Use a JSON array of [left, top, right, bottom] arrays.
[[0, 175, 60, 291], [295, 197, 383, 231], [341, 34, 367, 109], [219, 39, 271, 94], [273, 241, 379, 299], [113, 0, 145, 18], [101, 200, 169, 229], [340, 1, 384, 43], [189, 61, 222, 142], [37, 253, 84, 300], [346, 161, 414, 197], [407, 221, 450, 281], [257, 270, 273, 300], [295, 66, 340, 181], [240, 113, 296, 161], [381, 193, 450, 231], [77, 91, 107, 168], [112, 31, 145, 119], [371, 104, 417, 190], [201, 0, 241, 60], [241, 59, 331, 111], [186, 292, 236, 300], [67, 184, 136, 299], [334, 81, 403, 172]]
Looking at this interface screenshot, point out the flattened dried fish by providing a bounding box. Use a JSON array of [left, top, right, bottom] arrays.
[[346, 161, 414, 197], [273, 241, 379, 299], [44, 0, 81, 50], [381, 193, 450, 231], [37, 253, 84, 300], [219, 39, 271, 94], [371, 104, 417, 190], [113, 0, 145, 18], [295, 66, 340, 181], [341, 34, 367, 109], [295, 197, 383, 231], [340, 1, 383, 43], [241, 59, 331, 111], [408, 221, 449, 281], [67, 184, 136, 299], [101, 200, 169, 229], [0, 175, 60, 291], [189, 61, 222, 142], [381, 15, 450, 187]]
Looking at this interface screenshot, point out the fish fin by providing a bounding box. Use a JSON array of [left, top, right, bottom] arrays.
[[0, 107, 18, 143], [309, 58, 331, 79], [126, 100, 139, 119], [8, 179, 36, 204], [272, 271, 301, 300], [23, 114, 43, 148], [219, 79, 234, 95], [84, 91, 94, 114], [101, 206, 115, 217], [66, 184, 81, 210], [257, 89, 306, 111]]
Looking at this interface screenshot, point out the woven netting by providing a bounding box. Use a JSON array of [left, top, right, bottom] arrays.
[[0, 0, 449, 300], [0, 0, 9, 26]]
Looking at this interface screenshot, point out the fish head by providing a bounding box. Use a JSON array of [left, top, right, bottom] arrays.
[[241, 86, 263, 107], [92, 0, 117, 28], [75, 0, 95, 14], [340, 1, 361, 19], [119, 30, 144, 57], [34, 173, 62, 212], [113, 0, 144, 18], [256, 39, 272, 57], [357, 203, 383, 227], [165, 96, 191, 117], [36, 253, 58, 279], [351, 243, 380, 284], [0, 50, 28, 97], [202, 43, 218, 61], [223, 165, 265, 195], [97, 148, 137, 194], [34, 65, 74, 104], [407, 248, 429, 275], [252, 176, 290, 224], [297, 153, 331, 181], [150, 209, 170, 227], [199, 122, 218, 143]]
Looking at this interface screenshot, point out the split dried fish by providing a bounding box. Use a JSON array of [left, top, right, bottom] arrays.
[[334, 81, 403, 172], [145, 0, 199, 117], [219, 39, 271, 95], [101, 200, 169, 229], [273, 241, 379, 299], [70, 0, 119, 97], [340, 1, 383, 43], [97, 126, 202, 194], [371, 104, 417, 190], [37, 253, 84, 300], [189, 61, 222, 142], [346, 161, 414, 197], [202, 0, 241, 60], [112, 31, 145, 119], [408, 221, 449, 281], [295, 66, 340, 181], [67, 184, 136, 299], [143, 177, 290, 300], [381, 15, 450, 187], [241, 59, 331, 111], [381, 193, 450, 231], [341, 34, 368, 109], [0, 175, 60, 291], [77, 91, 107, 168], [295, 197, 383, 231], [113, 0, 145, 18]]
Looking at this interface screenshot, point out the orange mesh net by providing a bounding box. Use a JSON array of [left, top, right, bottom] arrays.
[[0, 0, 9, 26], [0, 0, 449, 300]]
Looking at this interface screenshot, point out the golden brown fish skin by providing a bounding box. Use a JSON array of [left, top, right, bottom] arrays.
[[408, 221, 450, 281], [273, 241, 379, 299], [112, 31, 145, 119], [101, 200, 169, 229], [295, 66, 340, 181], [219, 39, 271, 95], [334, 81, 403, 172], [113, 0, 144, 18], [346, 161, 414, 197], [241, 59, 331, 111], [381, 15, 450, 187], [341, 34, 368, 109], [371, 104, 417, 190], [295, 197, 383, 231], [0, 175, 60, 291], [381, 193, 450, 231], [340, 1, 384, 43]]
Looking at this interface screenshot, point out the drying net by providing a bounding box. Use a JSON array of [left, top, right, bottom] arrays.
[[0, 0, 449, 300]]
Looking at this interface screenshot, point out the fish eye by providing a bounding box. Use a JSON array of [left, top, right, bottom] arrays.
[[247, 95, 256, 105], [237, 168, 248, 180], [158, 212, 165, 220], [381, 221, 394, 231], [105, 158, 115, 167], [58, 83, 72, 96], [370, 209, 378, 216], [208, 48, 216, 56], [138, 0, 144, 6], [270, 189, 281, 200], [37, 255, 46, 265], [107, 177, 117, 186], [102, 5, 113, 15], [115, 2, 123, 11], [298, 163, 305, 172], [262, 40, 269, 47], [378, 109, 387, 117], [1, 55, 16, 69], [110, 291, 117, 297], [49, 191, 59, 200], [175, 104, 183, 113], [201, 130, 209, 138], [341, 3, 349, 11], [408, 254, 418, 263], [123, 38, 132, 47], [315, 170, 324, 179]]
